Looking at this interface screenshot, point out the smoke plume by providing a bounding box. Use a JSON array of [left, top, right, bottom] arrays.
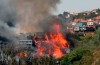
[[0, 0, 18, 43], [0, 0, 60, 43], [15, 0, 60, 33]]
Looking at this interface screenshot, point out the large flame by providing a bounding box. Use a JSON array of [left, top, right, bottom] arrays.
[[34, 23, 69, 58]]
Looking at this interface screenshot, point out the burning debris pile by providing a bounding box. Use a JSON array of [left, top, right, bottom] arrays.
[[33, 18, 70, 58]]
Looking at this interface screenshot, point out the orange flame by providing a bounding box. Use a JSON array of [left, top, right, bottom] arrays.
[[34, 23, 69, 58], [17, 52, 28, 58]]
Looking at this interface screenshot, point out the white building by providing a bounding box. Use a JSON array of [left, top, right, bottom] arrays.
[[87, 22, 94, 26], [18, 33, 33, 47]]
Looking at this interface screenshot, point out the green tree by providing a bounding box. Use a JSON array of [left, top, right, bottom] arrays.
[[61, 49, 92, 65]]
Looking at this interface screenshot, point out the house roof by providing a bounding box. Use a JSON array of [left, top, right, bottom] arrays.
[[74, 18, 87, 22], [94, 16, 100, 20]]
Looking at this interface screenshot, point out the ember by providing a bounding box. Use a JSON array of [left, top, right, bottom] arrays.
[[34, 23, 69, 58]]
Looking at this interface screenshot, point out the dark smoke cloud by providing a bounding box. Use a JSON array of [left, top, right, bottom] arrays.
[[39, 16, 67, 33], [0, 0, 18, 43]]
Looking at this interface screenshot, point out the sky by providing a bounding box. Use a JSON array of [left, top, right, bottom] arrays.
[[54, 0, 100, 14]]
